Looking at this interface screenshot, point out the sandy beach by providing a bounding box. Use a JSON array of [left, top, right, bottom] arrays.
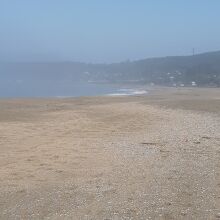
[[0, 87, 220, 219]]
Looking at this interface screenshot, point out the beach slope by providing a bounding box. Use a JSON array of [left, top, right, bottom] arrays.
[[0, 88, 220, 219]]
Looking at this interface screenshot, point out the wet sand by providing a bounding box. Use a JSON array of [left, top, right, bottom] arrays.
[[0, 87, 220, 219]]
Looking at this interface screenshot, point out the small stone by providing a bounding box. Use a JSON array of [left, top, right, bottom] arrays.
[[180, 211, 187, 216], [215, 213, 220, 218]]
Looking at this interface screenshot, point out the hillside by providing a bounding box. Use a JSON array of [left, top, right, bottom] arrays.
[[1, 51, 220, 87], [91, 51, 220, 86]]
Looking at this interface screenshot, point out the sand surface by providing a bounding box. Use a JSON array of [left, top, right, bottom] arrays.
[[0, 87, 220, 219]]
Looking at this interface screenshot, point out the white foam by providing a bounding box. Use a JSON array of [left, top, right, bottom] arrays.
[[107, 93, 131, 96], [132, 90, 148, 95], [107, 89, 147, 96]]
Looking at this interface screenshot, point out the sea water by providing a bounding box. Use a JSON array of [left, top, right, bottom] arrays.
[[0, 79, 147, 98]]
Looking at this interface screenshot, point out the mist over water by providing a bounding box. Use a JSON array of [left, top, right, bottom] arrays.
[[0, 76, 147, 98], [0, 62, 149, 98], [0, 80, 117, 98]]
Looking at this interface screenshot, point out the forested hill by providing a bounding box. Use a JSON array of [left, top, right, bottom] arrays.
[[90, 50, 220, 86], [1, 51, 220, 87]]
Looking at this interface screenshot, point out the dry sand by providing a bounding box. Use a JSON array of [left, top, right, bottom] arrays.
[[0, 87, 220, 219]]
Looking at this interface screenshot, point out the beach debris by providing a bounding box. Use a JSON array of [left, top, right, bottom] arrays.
[[159, 149, 170, 153], [202, 136, 211, 139], [141, 142, 157, 146]]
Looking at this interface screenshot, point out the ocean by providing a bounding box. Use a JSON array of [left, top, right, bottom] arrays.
[[0, 80, 147, 98]]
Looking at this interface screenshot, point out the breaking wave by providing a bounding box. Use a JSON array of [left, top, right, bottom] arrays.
[[107, 88, 148, 96]]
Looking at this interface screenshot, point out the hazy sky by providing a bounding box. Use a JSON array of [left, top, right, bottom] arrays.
[[1, 0, 220, 63]]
